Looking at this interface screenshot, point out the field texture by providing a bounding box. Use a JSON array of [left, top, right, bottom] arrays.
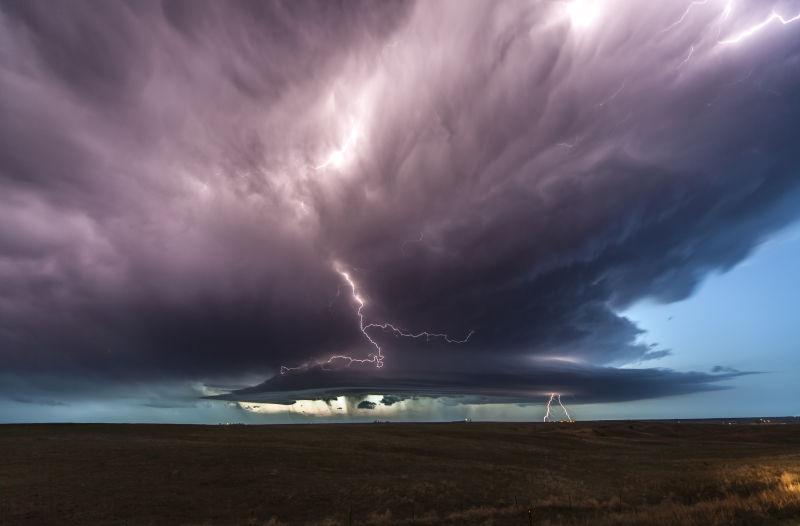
[[1, 421, 799, 525]]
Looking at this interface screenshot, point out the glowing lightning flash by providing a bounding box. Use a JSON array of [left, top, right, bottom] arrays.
[[566, 0, 602, 28], [543, 393, 574, 422], [719, 9, 800, 45], [562, 0, 800, 50], [315, 121, 361, 170], [280, 262, 473, 374]]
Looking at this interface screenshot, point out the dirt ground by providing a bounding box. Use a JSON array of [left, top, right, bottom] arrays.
[[1, 421, 799, 525]]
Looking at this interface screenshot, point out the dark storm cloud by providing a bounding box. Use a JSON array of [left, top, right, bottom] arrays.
[[213, 360, 754, 405], [0, 1, 798, 404], [380, 396, 406, 407]]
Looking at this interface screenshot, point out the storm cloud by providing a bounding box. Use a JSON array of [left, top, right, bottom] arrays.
[[1, 0, 798, 406]]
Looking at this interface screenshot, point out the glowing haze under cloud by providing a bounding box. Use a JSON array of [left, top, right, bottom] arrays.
[[1, 0, 799, 418]]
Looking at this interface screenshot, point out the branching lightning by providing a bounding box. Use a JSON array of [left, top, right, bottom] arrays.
[[280, 262, 473, 374], [656, 0, 800, 46], [560, 0, 800, 49], [282, 0, 800, 402], [658, 0, 733, 44], [543, 393, 574, 422], [719, 9, 800, 44]]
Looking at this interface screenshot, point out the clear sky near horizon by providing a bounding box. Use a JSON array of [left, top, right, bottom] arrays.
[[1, 1, 800, 423], [616, 219, 800, 420]]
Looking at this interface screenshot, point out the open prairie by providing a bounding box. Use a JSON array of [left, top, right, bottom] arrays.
[[1, 421, 799, 525]]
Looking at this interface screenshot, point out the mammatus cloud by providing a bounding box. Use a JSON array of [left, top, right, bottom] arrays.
[[0, 1, 798, 405]]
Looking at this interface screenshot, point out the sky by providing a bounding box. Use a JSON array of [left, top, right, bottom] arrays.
[[0, 0, 799, 423]]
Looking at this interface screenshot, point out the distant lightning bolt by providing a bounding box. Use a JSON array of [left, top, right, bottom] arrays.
[[556, 394, 573, 422], [678, 45, 695, 68], [400, 232, 424, 255], [659, 0, 713, 34], [543, 393, 555, 422], [658, 0, 733, 34], [719, 9, 800, 45], [595, 81, 626, 108], [281, 261, 473, 374], [722, 0, 734, 20], [658, 0, 734, 44], [543, 393, 574, 422], [562, 0, 799, 48]]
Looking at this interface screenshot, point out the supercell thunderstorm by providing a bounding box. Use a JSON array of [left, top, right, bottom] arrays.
[[1, 0, 799, 408]]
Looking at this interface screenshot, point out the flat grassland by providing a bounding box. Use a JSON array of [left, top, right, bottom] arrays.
[[1, 421, 799, 525]]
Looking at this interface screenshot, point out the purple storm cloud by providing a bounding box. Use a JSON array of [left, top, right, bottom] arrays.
[[1, 0, 799, 404]]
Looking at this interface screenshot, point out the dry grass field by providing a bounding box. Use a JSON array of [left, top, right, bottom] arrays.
[[1, 421, 799, 525]]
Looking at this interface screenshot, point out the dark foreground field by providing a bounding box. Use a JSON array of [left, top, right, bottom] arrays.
[[1, 422, 799, 525]]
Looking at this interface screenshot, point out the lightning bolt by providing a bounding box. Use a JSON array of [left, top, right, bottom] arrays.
[[543, 393, 555, 422], [659, 0, 713, 34], [722, 0, 734, 21], [719, 9, 800, 45], [654, 0, 797, 46], [657, 0, 734, 47], [400, 232, 424, 255], [678, 45, 695, 68], [543, 393, 574, 422], [595, 80, 626, 108], [557, 394, 573, 422], [564, 0, 799, 49], [281, 262, 473, 374]]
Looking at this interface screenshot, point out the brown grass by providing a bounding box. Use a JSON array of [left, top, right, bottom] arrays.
[[1, 421, 799, 525]]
